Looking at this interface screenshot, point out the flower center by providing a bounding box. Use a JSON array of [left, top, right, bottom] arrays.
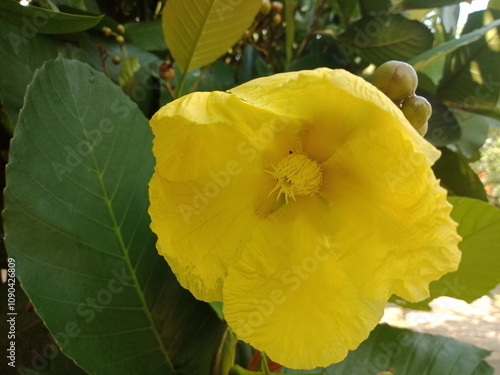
[[269, 152, 322, 202]]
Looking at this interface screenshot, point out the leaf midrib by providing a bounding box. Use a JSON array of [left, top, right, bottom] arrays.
[[183, 0, 217, 72], [67, 64, 174, 372]]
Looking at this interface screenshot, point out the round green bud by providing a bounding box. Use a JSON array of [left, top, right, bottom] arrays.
[[112, 56, 121, 64], [260, 0, 271, 15], [272, 13, 282, 25], [372, 60, 418, 102], [116, 24, 125, 34], [116, 35, 125, 45], [401, 95, 432, 135], [101, 26, 112, 37]]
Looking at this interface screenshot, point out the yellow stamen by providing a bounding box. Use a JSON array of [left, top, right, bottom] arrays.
[[269, 152, 322, 203]]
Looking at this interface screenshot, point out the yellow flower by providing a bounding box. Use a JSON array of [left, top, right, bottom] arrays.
[[148, 68, 461, 369]]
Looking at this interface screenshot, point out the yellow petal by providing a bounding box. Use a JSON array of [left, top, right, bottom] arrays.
[[230, 68, 438, 164], [223, 197, 386, 369], [320, 127, 461, 302], [149, 91, 304, 301]]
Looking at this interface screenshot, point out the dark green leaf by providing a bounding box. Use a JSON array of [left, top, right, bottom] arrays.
[[238, 44, 265, 84], [395, 197, 500, 310], [125, 19, 167, 51], [337, 14, 433, 65], [0, 0, 103, 34], [422, 90, 461, 146], [0, 18, 79, 126], [3, 57, 225, 375], [437, 10, 500, 120], [432, 147, 487, 201], [283, 324, 493, 375], [0, 279, 87, 374], [358, 0, 390, 14], [79, 32, 163, 116], [392, 0, 464, 10], [410, 18, 500, 71], [196, 60, 237, 92]]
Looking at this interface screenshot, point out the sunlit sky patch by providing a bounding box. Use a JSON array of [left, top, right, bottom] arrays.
[[458, 0, 489, 29]]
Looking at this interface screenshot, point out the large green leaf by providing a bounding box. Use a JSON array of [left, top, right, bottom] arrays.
[[283, 324, 493, 375], [410, 18, 500, 71], [337, 14, 433, 65], [437, 10, 500, 120], [0, 18, 66, 126], [395, 197, 500, 310], [0, 0, 103, 34], [162, 0, 262, 73], [0, 278, 87, 374], [433, 147, 487, 201], [125, 19, 167, 52], [3, 57, 225, 375]]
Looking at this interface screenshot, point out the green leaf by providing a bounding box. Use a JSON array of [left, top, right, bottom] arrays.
[[432, 147, 487, 201], [437, 10, 500, 120], [0, 0, 103, 34], [358, 0, 390, 14], [337, 14, 433, 65], [0, 278, 87, 374], [0, 19, 62, 125], [118, 55, 141, 87], [125, 19, 167, 51], [410, 18, 500, 71], [196, 60, 236, 92], [283, 324, 493, 374], [162, 0, 262, 73], [237, 44, 268, 84], [395, 197, 500, 310], [391, 0, 464, 10], [451, 110, 491, 158], [3, 57, 225, 375], [422, 90, 461, 146]]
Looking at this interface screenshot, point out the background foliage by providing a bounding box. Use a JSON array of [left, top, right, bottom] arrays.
[[0, 0, 499, 374]]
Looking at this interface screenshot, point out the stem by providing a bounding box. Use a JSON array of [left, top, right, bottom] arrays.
[[229, 365, 260, 375], [176, 69, 189, 97], [165, 82, 177, 100], [260, 353, 272, 375], [296, 0, 327, 59]]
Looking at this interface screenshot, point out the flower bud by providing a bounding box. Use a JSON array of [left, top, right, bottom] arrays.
[[372, 61, 418, 102], [117, 24, 125, 34], [101, 26, 112, 37], [112, 56, 121, 64], [159, 62, 175, 81], [260, 0, 271, 15], [401, 95, 432, 135], [116, 35, 125, 45], [272, 13, 282, 25]]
